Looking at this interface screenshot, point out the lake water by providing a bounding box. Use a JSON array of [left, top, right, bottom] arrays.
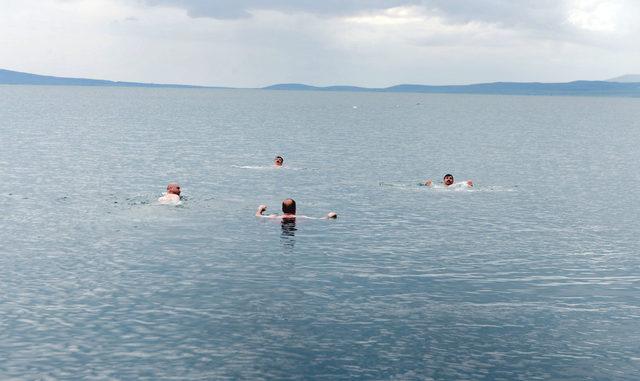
[[1, 86, 639, 380]]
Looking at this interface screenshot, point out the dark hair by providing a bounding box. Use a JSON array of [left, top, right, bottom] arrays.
[[443, 174, 454, 179], [275, 156, 284, 161], [282, 198, 296, 214]]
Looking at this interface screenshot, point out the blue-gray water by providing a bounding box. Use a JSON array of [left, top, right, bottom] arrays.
[[1, 86, 639, 380]]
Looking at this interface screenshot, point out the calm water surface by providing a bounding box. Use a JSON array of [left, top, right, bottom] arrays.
[[1, 86, 639, 380]]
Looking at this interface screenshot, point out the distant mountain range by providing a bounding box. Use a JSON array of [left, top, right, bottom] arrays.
[[2, 68, 640, 97], [264, 80, 640, 97], [607, 74, 640, 83], [0, 68, 206, 88]]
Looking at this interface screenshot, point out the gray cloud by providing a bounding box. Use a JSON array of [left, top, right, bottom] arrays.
[[132, 0, 612, 46], [128, 0, 640, 48], [128, 0, 640, 59], [138, 0, 421, 19], [137, 0, 569, 30]]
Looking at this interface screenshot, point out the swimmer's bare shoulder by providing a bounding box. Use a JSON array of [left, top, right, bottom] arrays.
[[158, 193, 181, 204]]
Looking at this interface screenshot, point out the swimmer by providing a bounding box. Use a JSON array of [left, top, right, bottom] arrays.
[[423, 174, 473, 188], [274, 155, 284, 167], [158, 182, 182, 204], [256, 198, 337, 219]]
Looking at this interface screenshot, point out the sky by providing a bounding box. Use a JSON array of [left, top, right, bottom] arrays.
[[0, 0, 638, 87]]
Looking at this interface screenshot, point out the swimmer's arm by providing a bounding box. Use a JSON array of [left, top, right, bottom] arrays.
[[309, 212, 338, 219], [256, 205, 268, 217], [296, 212, 337, 220], [466, 180, 474, 187], [255, 205, 278, 218]]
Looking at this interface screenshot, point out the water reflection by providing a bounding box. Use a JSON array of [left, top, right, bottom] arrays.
[[280, 219, 297, 250]]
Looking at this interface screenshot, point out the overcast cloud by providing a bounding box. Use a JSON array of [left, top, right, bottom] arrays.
[[0, 0, 638, 86]]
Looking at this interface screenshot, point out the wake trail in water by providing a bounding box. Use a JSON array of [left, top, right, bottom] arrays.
[[232, 165, 314, 171], [379, 182, 518, 192]]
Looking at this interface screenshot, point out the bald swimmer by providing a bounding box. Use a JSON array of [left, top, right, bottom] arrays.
[[158, 182, 182, 204], [256, 198, 337, 219]]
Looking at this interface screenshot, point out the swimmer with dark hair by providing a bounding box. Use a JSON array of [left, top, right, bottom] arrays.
[[158, 182, 182, 204], [274, 155, 284, 167], [256, 198, 337, 219], [423, 174, 473, 188]]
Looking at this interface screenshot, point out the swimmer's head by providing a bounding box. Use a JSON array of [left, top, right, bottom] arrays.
[[167, 182, 181, 195], [282, 198, 296, 215], [274, 156, 284, 166], [443, 174, 454, 186]]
